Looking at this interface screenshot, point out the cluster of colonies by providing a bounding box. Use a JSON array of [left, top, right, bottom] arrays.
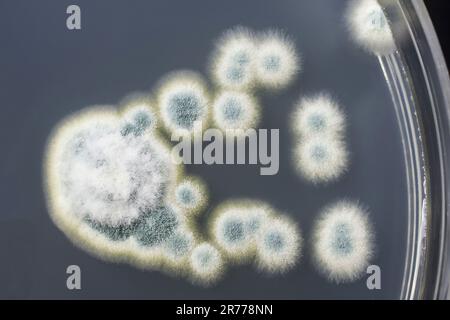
[[45, 102, 210, 284], [211, 201, 301, 274], [44, 27, 301, 286], [154, 27, 300, 139], [45, 0, 392, 286], [210, 27, 300, 135], [291, 94, 349, 184], [281, 0, 391, 281]]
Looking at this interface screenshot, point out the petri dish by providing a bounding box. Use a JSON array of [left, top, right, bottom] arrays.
[[0, 0, 448, 300]]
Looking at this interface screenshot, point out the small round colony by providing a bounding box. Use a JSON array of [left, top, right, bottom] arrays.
[[173, 177, 207, 215], [157, 71, 210, 135], [312, 201, 374, 283], [292, 94, 345, 139], [47, 108, 174, 228], [211, 205, 253, 259], [347, 0, 396, 56], [120, 99, 157, 137], [210, 27, 258, 90], [190, 243, 224, 284], [212, 91, 260, 133], [255, 31, 300, 90], [294, 137, 349, 184], [255, 217, 301, 273]]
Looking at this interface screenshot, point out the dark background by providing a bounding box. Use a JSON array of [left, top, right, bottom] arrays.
[[425, 1, 450, 66]]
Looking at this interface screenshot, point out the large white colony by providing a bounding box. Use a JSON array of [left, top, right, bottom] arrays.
[[45, 7, 382, 286], [48, 107, 173, 227]]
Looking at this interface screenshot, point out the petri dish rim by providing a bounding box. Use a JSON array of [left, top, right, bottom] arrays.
[[385, 0, 450, 300]]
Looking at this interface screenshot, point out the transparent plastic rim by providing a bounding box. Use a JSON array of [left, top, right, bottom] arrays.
[[381, 0, 450, 300]]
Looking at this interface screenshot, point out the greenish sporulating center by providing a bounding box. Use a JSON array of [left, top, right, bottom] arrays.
[[166, 232, 190, 256], [311, 145, 327, 162], [223, 98, 243, 122], [331, 223, 354, 256], [223, 219, 245, 243], [263, 55, 281, 72], [264, 231, 285, 251], [367, 9, 387, 31], [121, 111, 152, 137], [308, 113, 326, 132], [177, 186, 195, 205], [134, 206, 178, 247], [168, 92, 202, 129], [198, 251, 212, 267]]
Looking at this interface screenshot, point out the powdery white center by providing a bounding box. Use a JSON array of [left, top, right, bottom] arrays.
[[55, 115, 171, 227]]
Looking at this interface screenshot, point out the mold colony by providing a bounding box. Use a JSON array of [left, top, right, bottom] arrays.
[[44, 0, 394, 288]]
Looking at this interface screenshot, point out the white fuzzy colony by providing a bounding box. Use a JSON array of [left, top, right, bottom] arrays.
[[212, 206, 253, 258], [190, 243, 224, 283], [294, 136, 349, 184], [210, 27, 301, 91], [212, 91, 260, 132], [210, 27, 258, 90], [255, 31, 300, 89], [347, 0, 396, 56], [157, 71, 210, 135], [313, 201, 374, 283], [211, 201, 301, 274], [292, 94, 345, 139], [50, 109, 173, 227], [173, 177, 207, 215], [255, 217, 301, 273], [291, 93, 349, 184], [120, 101, 157, 136]]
